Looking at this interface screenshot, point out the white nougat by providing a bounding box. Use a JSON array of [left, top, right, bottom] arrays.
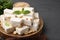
[[24, 7, 34, 16], [23, 16, 33, 26], [13, 7, 34, 17], [4, 14, 15, 22], [16, 26, 29, 35], [0, 15, 5, 22], [0, 15, 3, 21], [24, 7, 34, 11], [34, 12, 39, 19], [32, 19, 39, 31], [4, 9, 13, 14], [1, 22, 14, 33], [26, 11, 34, 17], [13, 7, 22, 11], [13, 7, 34, 11], [4, 14, 15, 18], [1, 16, 14, 33], [10, 18, 23, 27]]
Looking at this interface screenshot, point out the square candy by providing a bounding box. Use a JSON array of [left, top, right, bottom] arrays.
[[16, 26, 29, 35], [4, 9, 13, 14], [32, 19, 39, 31], [13, 7, 22, 11], [24, 7, 34, 11], [10, 18, 23, 27], [23, 16, 33, 26], [34, 12, 39, 19], [1, 19, 14, 33], [4, 14, 15, 18]]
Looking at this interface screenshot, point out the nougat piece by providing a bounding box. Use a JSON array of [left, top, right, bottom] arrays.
[[0, 15, 4, 20], [24, 7, 34, 11], [4, 14, 15, 18], [34, 12, 39, 19], [1, 17, 14, 33], [13, 7, 24, 17], [10, 18, 23, 27], [4, 14, 15, 22], [13, 7, 34, 11], [4, 9, 13, 14], [13, 7, 22, 11], [24, 7, 34, 16], [0, 15, 3, 21], [16, 26, 29, 35], [32, 19, 39, 31], [23, 16, 33, 26], [13, 7, 34, 17], [2, 22, 14, 33]]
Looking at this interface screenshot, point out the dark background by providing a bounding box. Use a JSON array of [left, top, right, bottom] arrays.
[[13, 0, 60, 40]]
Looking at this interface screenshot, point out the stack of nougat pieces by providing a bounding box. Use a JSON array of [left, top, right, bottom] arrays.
[[0, 7, 40, 35]]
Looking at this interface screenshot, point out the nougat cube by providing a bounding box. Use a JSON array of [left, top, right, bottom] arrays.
[[13, 7, 22, 11], [10, 18, 23, 27], [4, 14, 15, 21], [2, 23, 14, 33], [23, 16, 33, 26], [24, 7, 34, 16], [32, 19, 39, 31], [4, 9, 13, 14], [4, 14, 15, 18], [16, 26, 29, 35], [13, 7, 34, 12], [1, 17, 14, 33], [24, 7, 34, 11], [0, 15, 5, 22], [0, 15, 3, 21], [34, 12, 39, 19]]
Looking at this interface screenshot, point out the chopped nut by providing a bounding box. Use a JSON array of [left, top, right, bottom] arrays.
[[26, 18, 28, 20], [13, 31, 16, 34], [20, 16, 23, 18], [15, 16, 17, 17], [30, 18, 33, 21]]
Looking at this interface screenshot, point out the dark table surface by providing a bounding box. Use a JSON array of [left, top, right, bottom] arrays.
[[13, 0, 60, 40]]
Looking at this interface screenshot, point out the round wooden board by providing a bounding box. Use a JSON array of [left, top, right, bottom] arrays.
[[0, 17, 44, 38]]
